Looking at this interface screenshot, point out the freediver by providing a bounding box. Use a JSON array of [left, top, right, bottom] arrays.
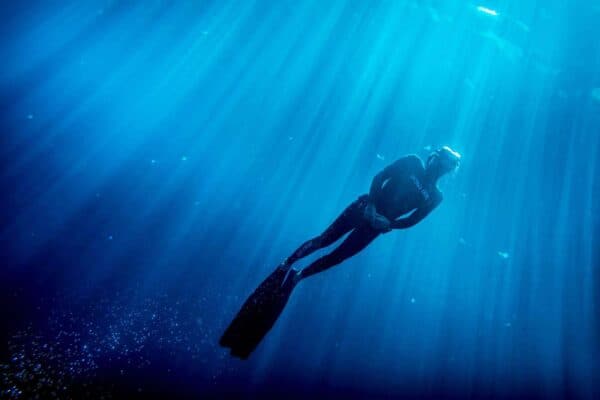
[[220, 146, 461, 358], [278, 145, 461, 285]]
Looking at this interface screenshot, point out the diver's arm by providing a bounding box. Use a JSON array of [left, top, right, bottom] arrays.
[[366, 166, 394, 228], [365, 165, 394, 225], [391, 195, 442, 230], [368, 155, 419, 201], [391, 208, 431, 229], [368, 170, 389, 201]]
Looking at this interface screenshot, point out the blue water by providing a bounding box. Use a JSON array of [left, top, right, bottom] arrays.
[[0, 1, 598, 398]]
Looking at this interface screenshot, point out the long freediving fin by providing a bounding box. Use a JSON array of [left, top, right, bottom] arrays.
[[220, 267, 299, 359]]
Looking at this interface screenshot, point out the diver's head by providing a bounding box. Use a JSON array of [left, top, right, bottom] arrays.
[[426, 146, 461, 180]]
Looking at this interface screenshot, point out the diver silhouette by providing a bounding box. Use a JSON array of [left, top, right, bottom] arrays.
[[220, 146, 461, 358]]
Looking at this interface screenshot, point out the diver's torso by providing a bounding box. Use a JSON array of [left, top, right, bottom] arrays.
[[373, 160, 438, 219]]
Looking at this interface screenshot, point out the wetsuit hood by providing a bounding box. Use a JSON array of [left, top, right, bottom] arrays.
[[427, 146, 461, 175]]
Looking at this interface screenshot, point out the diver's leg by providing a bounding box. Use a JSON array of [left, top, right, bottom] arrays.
[[299, 226, 379, 279], [280, 196, 369, 269]]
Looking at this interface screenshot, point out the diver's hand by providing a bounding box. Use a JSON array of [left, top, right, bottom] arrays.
[[364, 203, 391, 232], [371, 214, 391, 232]]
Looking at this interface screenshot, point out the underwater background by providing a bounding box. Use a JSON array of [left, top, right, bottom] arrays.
[[0, 0, 599, 398]]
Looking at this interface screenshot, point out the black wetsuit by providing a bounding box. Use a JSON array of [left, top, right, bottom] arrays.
[[221, 155, 447, 358], [289, 155, 442, 279]]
